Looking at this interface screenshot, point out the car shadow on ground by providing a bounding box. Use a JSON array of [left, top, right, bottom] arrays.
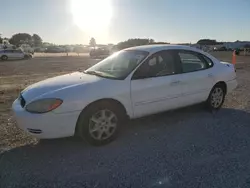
[[0, 59, 23, 62], [1, 104, 250, 156], [0, 58, 32, 63], [2, 105, 250, 187]]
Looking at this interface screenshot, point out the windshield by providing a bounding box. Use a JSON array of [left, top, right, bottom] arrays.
[[85, 50, 149, 79]]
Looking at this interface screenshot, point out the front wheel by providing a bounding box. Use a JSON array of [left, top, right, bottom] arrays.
[[206, 84, 226, 110], [76, 101, 123, 145], [1, 55, 8, 61]]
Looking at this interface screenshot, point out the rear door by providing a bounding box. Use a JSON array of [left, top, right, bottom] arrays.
[[175, 50, 215, 106], [9, 50, 19, 59], [130, 50, 183, 118]]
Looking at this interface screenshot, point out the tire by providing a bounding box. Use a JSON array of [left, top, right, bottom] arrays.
[[76, 101, 124, 146], [206, 84, 226, 110], [1, 55, 8, 61], [24, 54, 31, 59]]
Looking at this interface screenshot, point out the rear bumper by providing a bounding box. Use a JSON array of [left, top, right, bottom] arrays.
[[226, 79, 238, 93], [12, 99, 80, 139]]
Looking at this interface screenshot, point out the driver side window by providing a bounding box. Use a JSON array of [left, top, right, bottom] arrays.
[[133, 50, 176, 79]]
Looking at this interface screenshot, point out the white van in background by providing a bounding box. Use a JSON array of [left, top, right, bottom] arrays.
[[20, 44, 34, 54]]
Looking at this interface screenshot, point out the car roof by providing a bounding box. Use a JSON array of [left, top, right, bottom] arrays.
[[126, 44, 203, 54]]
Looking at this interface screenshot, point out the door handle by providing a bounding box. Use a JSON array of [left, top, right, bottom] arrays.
[[170, 80, 181, 85], [208, 73, 213, 78]]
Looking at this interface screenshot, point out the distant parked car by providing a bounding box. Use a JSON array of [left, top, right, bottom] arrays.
[[12, 45, 237, 145], [0, 49, 32, 60], [235, 48, 240, 55], [20, 44, 34, 54], [34, 47, 47, 53], [45, 47, 65, 53], [89, 47, 110, 58], [73, 46, 85, 54], [216, 46, 227, 51]]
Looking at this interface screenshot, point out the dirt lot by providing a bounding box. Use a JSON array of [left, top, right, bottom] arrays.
[[1, 52, 250, 187]]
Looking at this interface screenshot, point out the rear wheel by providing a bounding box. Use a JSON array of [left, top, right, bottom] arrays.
[[24, 54, 31, 59], [76, 101, 124, 145], [206, 84, 226, 110], [1, 55, 8, 61]]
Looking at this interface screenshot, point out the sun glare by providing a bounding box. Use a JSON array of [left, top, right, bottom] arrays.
[[71, 0, 112, 36]]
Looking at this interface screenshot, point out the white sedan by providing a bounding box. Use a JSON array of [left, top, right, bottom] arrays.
[[0, 49, 32, 60], [12, 45, 237, 145]]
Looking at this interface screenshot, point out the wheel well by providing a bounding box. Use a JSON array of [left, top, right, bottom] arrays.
[[215, 81, 227, 93], [1, 55, 8, 59], [74, 98, 128, 135], [85, 98, 127, 115]]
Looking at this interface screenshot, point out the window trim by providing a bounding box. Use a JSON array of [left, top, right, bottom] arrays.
[[202, 54, 214, 68], [175, 50, 214, 74], [132, 50, 181, 80]]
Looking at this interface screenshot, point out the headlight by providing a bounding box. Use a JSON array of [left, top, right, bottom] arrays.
[[25, 98, 63, 113]]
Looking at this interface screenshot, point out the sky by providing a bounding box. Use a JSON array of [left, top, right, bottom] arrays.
[[1, 0, 250, 45]]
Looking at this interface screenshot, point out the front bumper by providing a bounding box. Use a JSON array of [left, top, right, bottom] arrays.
[[12, 99, 80, 139]]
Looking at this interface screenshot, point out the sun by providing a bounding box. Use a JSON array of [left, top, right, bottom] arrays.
[[71, 0, 112, 35]]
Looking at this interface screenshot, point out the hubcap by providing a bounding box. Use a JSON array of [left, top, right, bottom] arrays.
[[89, 109, 118, 140], [211, 87, 224, 108]]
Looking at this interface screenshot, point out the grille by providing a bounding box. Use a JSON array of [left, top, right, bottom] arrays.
[[19, 94, 26, 108]]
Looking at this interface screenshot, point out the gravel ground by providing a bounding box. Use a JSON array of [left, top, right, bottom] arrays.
[[1, 54, 250, 187]]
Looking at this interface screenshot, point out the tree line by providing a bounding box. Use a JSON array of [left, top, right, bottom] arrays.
[[1, 33, 246, 51], [196, 39, 223, 45], [109, 39, 227, 51], [111, 38, 169, 51], [0, 33, 43, 47]]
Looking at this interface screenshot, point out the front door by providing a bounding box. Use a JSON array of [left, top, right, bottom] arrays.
[[130, 50, 183, 118], [4, 50, 14, 59]]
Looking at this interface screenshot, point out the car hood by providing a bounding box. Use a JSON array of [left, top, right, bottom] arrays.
[[22, 72, 100, 102]]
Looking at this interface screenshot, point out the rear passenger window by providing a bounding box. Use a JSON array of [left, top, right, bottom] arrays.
[[178, 51, 209, 73]]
